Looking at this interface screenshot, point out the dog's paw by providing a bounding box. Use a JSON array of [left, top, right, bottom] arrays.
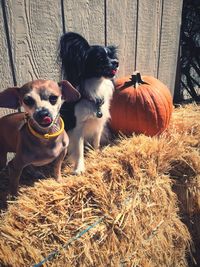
[[72, 168, 85, 176], [56, 176, 64, 183]]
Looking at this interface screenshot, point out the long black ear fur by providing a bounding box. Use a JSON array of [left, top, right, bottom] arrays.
[[59, 32, 90, 87]]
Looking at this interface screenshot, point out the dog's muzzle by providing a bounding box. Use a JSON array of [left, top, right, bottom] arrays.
[[105, 60, 119, 78], [34, 108, 53, 127]]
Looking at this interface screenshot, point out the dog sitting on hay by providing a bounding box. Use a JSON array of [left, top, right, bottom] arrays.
[[0, 79, 80, 195], [0, 31, 118, 195], [59, 32, 118, 175]]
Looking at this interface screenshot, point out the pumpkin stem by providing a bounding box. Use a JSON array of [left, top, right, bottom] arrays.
[[131, 72, 148, 88]]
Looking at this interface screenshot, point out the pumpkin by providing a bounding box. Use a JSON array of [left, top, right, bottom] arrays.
[[110, 72, 173, 136]]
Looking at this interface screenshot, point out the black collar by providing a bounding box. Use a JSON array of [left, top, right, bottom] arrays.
[[81, 93, 104, 118]]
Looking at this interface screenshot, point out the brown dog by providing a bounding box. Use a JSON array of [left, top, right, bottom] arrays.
[[0, 79, 80, 195]]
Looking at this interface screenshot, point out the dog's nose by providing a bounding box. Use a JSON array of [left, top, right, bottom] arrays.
[[34, 108, 53, 126], [38, 109, 50, 119], [112, 60, 119, 68]]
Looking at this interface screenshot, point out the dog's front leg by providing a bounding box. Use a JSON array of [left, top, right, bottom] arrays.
[[8, 155, 25, 196], [93, 126, 104, 150], [70, 128, 85, 175], [53, 148, 67, 182], [73, 136, 85, 175]]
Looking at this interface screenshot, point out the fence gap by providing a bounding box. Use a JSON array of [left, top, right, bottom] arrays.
[[61, 0, 66, 34], [157, 0, 164, 79], [104, 0, 107, 46], [134, 0, 139, 71], [1, 0, 17, 86]]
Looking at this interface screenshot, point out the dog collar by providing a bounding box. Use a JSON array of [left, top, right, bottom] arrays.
[[80, 94, 104, 118], [94, 97, 104, 118], [27, 117, 65, 139], [79, 81, 104, 118]]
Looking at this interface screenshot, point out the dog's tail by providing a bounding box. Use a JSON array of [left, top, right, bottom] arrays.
[[59, 32, 90, 87]]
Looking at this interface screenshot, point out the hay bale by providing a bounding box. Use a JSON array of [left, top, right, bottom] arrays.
[[0, 145, 190, 266], [168, 104, 200, 266], [169, 104, 200, 216], [1, 104, 200, 267]]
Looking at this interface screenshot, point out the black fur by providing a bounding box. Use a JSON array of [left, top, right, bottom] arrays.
[[59, 32, 90, 87], [59, 32, 118, 130]]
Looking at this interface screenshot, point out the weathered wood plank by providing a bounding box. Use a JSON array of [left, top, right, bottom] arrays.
[[63, 0, 105, 45], [0, 1, 14, 118], [6, 0, 62, 85], [0, 0, 182, 100], [106, 0, 138, 77], [136, 0, 163, 77], [158, 0, 183, 95]]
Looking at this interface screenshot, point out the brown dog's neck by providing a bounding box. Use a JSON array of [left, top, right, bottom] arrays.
[[27, 116, 64, 138]]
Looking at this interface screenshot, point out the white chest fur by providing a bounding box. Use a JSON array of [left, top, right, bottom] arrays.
[[75, 77, 114, 127], [67, 77, 114, 174]]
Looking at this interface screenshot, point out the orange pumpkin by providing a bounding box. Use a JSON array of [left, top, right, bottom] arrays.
[[110, 72, 173, 136]]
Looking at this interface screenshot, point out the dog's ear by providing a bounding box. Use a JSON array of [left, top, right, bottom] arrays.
[[0, 87, 21, 109], [106, 45, 118, 57], [58, 80, 80, 102]]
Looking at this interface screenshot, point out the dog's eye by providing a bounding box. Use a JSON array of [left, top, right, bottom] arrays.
[[49, 95, 58, 105], [23, 96, 35, 106]]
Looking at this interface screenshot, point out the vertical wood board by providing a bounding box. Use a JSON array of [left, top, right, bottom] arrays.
[[158, 0, 183, 95], [6, 0, 62, 85], [106, 0, 138, 77], [63, 0, 105, 45], [0, 0, 184, 98], [136, 0, 163, 77], [0, 1, 14, 118]]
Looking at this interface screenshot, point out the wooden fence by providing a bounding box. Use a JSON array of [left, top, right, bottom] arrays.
[[0, 0, 183, 117]]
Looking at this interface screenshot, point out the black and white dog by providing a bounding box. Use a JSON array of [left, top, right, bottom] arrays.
[[59, 32, 118, 174]]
